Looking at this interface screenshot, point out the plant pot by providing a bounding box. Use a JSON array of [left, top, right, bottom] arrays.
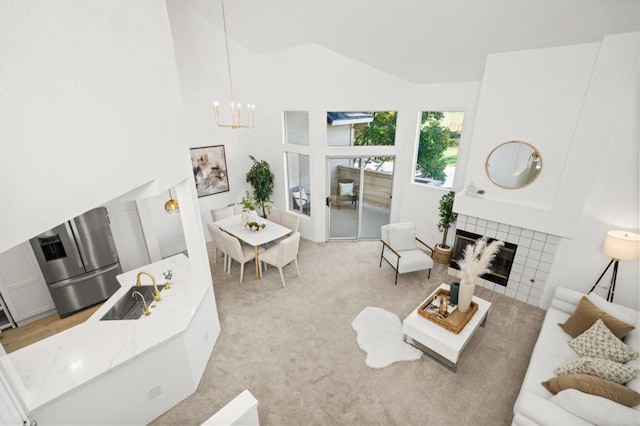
[[433, 244, 452, 264]]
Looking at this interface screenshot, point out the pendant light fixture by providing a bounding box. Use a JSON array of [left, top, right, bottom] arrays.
[[213, 0, 255, 129], [164, 189, 180, 215]]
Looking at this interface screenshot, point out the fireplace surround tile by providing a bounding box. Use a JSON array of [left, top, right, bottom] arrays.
[[450, 215, 560, 307]]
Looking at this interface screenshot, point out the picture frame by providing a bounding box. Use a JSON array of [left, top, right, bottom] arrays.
[[190, 145, 230, 197]]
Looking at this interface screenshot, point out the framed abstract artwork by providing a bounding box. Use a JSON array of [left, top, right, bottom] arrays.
[[190, 145, 230, 197]]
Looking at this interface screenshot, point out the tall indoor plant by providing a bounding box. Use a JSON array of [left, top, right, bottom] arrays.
[[246, 155, 274, 217], [434, 191, 458, 264]]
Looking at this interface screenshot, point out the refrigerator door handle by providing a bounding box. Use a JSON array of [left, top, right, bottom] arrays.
[[65, 221, 85, 269]]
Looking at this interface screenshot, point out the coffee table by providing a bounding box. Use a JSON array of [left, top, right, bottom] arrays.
[[402, 283, 491, 372]]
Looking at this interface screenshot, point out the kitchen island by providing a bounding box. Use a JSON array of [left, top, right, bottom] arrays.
[[0, 254, 220, 425]]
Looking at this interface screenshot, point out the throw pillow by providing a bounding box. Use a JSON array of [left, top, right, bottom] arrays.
[[554, 357, 639, 384], [339, 182, 354, 197], [542, 374, 640, 407], [388, 223, 416, 251], [569, 319, 639, 363], [551, 388, 640, 424], [559, 296, 635, 339]]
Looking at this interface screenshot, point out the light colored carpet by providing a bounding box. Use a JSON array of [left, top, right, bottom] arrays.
[[150, 239, 545, 426], [351, 307, 422, 369]]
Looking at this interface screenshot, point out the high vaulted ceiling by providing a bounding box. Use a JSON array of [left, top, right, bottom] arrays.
[[183, 0, 640, 84]]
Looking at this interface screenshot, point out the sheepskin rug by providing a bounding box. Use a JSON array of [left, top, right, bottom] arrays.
[[351, 307, 422, 368]]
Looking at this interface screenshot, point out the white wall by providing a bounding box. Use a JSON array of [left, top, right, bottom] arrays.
[[455, 32, 640, 309], [0, 0, 193, 253]]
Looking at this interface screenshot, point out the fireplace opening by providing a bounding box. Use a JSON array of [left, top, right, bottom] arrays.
[[449, 229, 517, 287]]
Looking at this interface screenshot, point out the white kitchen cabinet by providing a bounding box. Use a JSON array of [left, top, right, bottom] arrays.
[[0, 242, 55, 325]]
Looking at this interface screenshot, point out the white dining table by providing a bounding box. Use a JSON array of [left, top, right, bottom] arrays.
[[213, 214, 292, 280]]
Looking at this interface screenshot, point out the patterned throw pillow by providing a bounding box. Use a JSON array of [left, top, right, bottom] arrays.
[[554, 357, 640, 384], [569, 319, 639, 363]]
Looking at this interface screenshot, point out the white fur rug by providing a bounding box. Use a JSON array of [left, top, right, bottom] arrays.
[[351, 307, 422, 369]]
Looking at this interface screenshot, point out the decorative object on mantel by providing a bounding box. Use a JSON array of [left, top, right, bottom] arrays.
[[434, 191, 458, 264], [246, 155, 274, 217], [588, 230, 640, 302], [465, 181, 477, 197], [164, 188, 180, 215], [456, 238, 504, 312], [475, 189, 485, 198], [212, 0, 255, 129]]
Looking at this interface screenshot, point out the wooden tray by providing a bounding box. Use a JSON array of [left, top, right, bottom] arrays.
[[417, 288, 478, 334]]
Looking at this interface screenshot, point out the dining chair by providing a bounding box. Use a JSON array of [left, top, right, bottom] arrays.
[[211, 206, 234, 222], [260, 232, 300, 288], [380, 222, 433, 285], [206, 223, 228, 270], [268, 207, 283, 225], [280, 211, 300, 233], [221, 231, 262, 283]]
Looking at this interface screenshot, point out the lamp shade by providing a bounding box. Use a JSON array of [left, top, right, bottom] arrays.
[[602, 231, 640, 261]]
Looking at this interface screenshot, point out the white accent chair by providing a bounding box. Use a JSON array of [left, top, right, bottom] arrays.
[[380, 223, 433, 285], [260, 232, 300, 288], [267, 207, 283, 225], [207, 223, 228, 269], [221, 231, 262, 283], [211, 206, 234, 222]]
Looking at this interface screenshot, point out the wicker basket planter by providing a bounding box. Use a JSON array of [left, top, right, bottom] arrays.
[[433, 244, 452, 264]]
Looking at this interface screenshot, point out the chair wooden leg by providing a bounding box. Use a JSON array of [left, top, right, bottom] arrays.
[[294, 259, 300, 277], [240, 263, 244, 283], [278, 267, 286, 288]]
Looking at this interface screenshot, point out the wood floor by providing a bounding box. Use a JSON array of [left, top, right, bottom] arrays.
[[0, 304, 102, 354]]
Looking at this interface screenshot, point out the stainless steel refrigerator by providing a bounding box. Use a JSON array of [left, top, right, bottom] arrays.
[[29, 207, 122, 318]]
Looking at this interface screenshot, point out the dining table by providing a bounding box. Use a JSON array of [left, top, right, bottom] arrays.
[[213, 214, 292, 280]]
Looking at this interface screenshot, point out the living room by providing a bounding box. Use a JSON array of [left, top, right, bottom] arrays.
[[1, 1, 639, 425]]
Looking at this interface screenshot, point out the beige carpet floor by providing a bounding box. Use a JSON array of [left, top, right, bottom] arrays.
[[151, 239, 545, 426]]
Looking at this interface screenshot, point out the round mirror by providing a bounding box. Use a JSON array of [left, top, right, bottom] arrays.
[[485, 141, 542, 189]]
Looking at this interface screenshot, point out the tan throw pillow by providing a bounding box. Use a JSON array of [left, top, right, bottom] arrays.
[[554, 357, 639, 384], [559, 296, 635, 339], [542, 374, 640, 407], [569, 319, 639, 363]]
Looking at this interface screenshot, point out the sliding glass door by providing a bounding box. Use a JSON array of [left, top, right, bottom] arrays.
[[327, 156, 393, 240]]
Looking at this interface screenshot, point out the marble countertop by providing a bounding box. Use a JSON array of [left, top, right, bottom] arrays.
[[1, 254, 210, 411]]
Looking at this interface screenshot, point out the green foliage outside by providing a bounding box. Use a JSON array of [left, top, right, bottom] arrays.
[[353, 111, 396, 147]]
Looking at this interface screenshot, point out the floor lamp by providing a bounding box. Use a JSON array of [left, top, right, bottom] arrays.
[[588, 230, 640, 302]]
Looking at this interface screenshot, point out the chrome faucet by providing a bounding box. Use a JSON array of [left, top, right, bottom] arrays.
[[132, 291, 150, 316], [136, 271, 161, 302]]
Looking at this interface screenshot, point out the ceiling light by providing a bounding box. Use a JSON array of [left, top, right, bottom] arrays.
[[213, 0, 254, 129]]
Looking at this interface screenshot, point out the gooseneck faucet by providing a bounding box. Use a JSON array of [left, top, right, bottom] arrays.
[[136, 271, 161, 302], [132, 291, 150, 316]]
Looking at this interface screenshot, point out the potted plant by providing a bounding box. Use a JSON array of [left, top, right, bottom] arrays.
[[239, 190, 259, 224], [434, 191, 458, 264], [246, 155, 274, 218]]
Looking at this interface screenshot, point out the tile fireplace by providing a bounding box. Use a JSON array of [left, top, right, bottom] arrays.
[[449, 214, 561, 307]]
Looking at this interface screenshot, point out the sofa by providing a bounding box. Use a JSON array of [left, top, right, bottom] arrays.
[[513, 287, 640, 425]]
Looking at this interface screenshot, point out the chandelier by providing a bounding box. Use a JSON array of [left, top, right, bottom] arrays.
[[213, 0, 255, 129]]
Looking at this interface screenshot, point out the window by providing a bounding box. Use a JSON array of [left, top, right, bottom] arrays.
[[413, 111, 464, 189], [286, 153, 311, 216], [283, 111, 309, 146], [326, 111, 397, 147]]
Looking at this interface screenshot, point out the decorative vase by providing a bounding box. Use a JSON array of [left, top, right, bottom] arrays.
[[241, 210, 248, 226], [449, 282, 459, 305], [248, 209, 259, 223], [458, 279, 475, 313]]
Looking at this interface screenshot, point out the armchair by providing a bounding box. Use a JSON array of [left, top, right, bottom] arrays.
[[380, 222, 433, 285], [291, 186, 310, 214]]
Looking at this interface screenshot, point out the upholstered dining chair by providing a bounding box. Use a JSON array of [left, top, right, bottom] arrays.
[[380, 222, 433, 285], [280, 211, 300, 233], [206, 223, 228, 270], [268, 207, 283, 225], [221, 231, 263, 283], [260, 232, 300, 288], [211, 206, 234, 222]]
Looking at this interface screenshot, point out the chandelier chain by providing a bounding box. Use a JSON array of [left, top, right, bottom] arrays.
[[220, 0, 234, 101]]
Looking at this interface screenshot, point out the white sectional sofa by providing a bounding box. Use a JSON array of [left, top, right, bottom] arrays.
[[513, 287, 640, 425]]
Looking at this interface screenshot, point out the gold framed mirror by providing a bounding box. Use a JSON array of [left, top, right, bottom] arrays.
[[485, 141, 542, 189]]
